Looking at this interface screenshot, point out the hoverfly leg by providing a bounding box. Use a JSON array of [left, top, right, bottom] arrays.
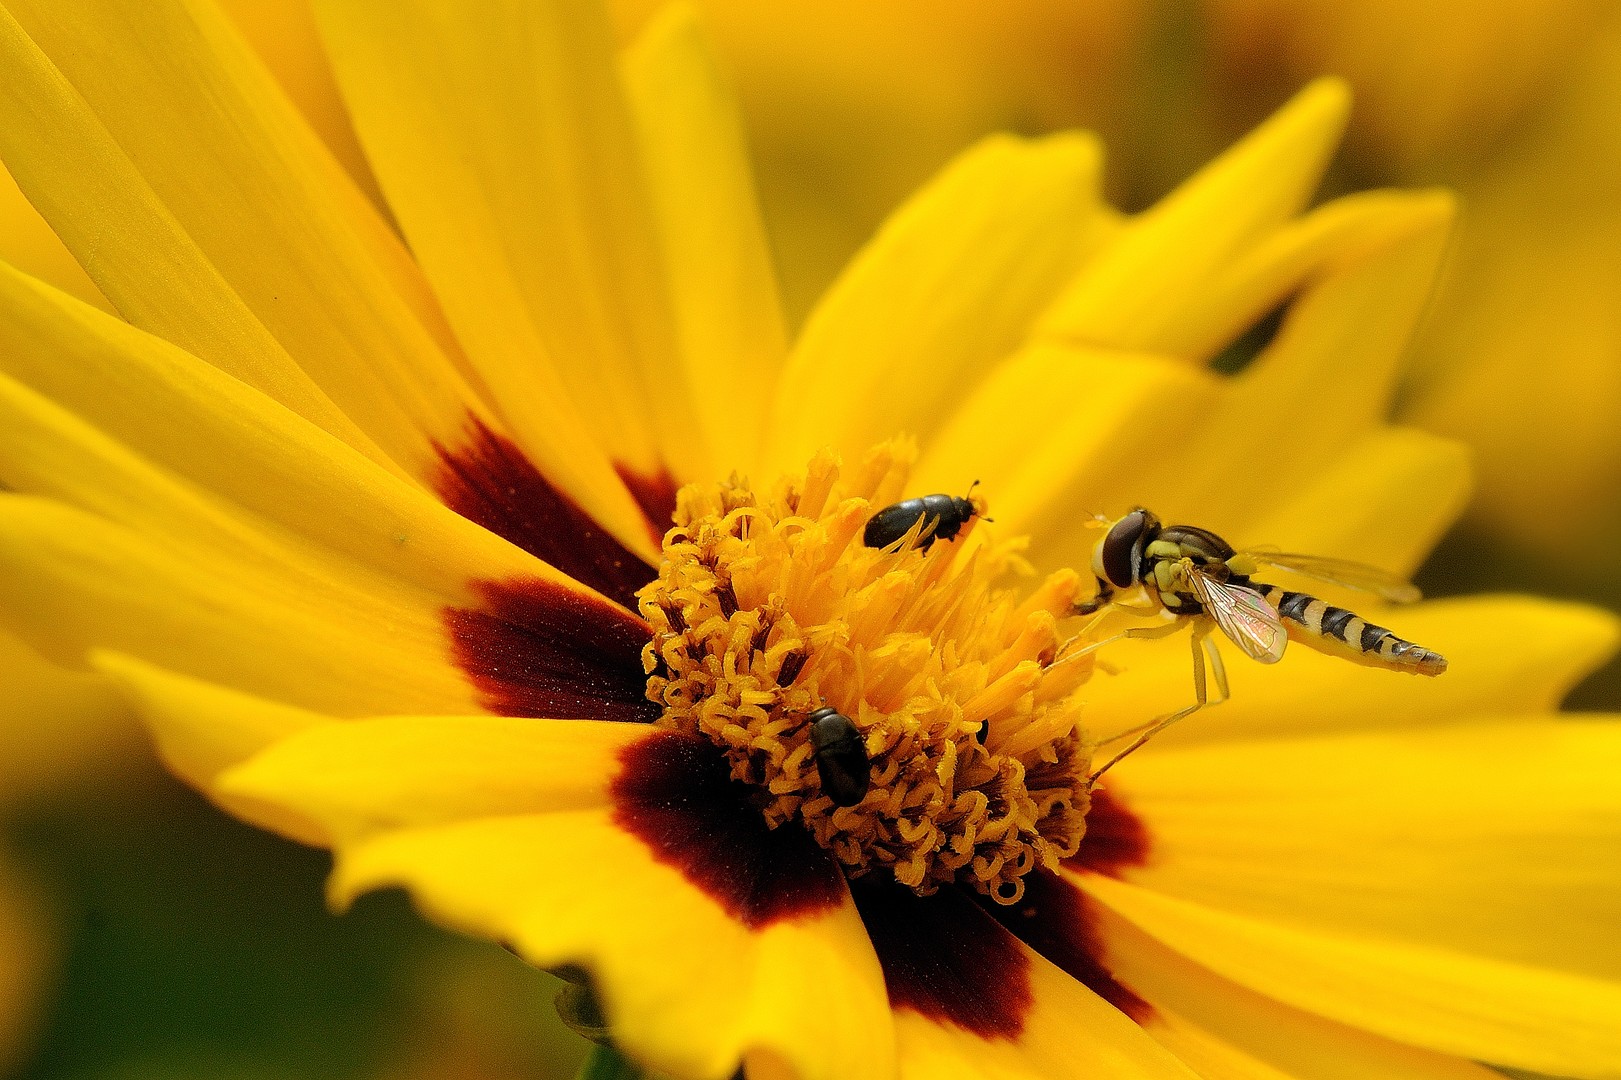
[[1203, 629, 1230, 706], [1073, 577, 1114, 616], [1056, 616, 1184, 664], [1087, 619, 1218, 787], [1074, 579, 1160, 617]]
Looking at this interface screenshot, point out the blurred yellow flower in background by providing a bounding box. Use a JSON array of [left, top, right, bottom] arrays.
[[1204, 0, 1610, 169], [1400, 20, 1621, 548], [606, 0, 1146, 326]]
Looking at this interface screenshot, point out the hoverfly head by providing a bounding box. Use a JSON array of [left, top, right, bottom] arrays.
[[1094, 507, 1162, 589]]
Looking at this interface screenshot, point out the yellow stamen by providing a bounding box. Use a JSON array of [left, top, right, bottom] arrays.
[[638, 441, 1096, 904]]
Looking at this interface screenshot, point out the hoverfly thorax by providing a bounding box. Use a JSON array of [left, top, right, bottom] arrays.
[[1153, 524, 1238, 569]]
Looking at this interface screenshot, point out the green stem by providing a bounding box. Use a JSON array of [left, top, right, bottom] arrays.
[[574, 1043, 656, 1080]]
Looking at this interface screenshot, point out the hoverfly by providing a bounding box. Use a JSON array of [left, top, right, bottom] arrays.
[[1073, 508, 1446, 784]]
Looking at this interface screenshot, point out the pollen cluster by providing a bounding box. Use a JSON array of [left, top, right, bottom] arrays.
[[637, 442, 1096, 904]]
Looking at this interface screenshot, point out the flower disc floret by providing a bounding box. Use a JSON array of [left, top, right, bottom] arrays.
[[638, 441, 1096, 904]]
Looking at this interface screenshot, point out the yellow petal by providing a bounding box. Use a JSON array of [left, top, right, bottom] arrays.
[[892, 996, 1192, 1080], [1102, 716, 1621, 977], [1166, 195, 1453, 526], [221, 725, 895, 1078], [1154, 189, 1460, 369], [0, 9, 399, 472], [621, 4, 789, 479], [1080, 717, 1621, 1076], [1021, 188, 1456, 573], [0, 495, 479, 716], [0, 264, 606, 605], [1089, 892, 1505, 1080], [0, 161, 107, 313], [1210, 195, 1453, 467], [1, 456, 656, 725], [312, 0, 686, 510], [1243, 426, 1471, 578], [1035, 79, 1349, 353], [1, 0, 472, 446], [1079, 596, 1618, 747], [976, 870, 1468, 1080], [1029, 425, 1467, 589], [0, 296, 660, 724], [0, 364, 424, 593], [1136, 1014, 1297, 1080], [328, 819, 887, 1077], [2, 0, 644, 535], [764, 131, 1113, 474], [912, 342, 1221, 548], [1084, 870, 1621, 1080], [216, 714, 649, 845], [0, 628, 134, 798], [217, 0, 385, 211], [91, 652, 327, 842], [0, 327, 662, 723], [851, 882, 1198, 1080]]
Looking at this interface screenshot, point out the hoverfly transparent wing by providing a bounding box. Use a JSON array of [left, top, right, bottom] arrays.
[[1187, 570, 1287, 664], [1244, 551, 1421, 604]]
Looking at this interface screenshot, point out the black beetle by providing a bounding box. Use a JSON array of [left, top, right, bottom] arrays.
[[863, 485, 982, 551], [807, 706, 870, 807]]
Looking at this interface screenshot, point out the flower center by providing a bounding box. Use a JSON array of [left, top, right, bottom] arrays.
[[636, 441, 1096, 904]]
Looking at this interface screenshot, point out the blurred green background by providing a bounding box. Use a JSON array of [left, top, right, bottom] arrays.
[[9, 768, 588, 1080]]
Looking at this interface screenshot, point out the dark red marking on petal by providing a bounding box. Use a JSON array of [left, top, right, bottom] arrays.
[[852, 879, 1032, 1040], [1070, 787, 1150, 877], [434, 417, 655, 609], [615, 462, 680, 544], [446, 578, 659, 723], [612, 731, 845, 929], [985, 871, 1153, 1024]]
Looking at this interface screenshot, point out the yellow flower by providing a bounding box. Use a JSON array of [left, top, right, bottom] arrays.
[[1396, 16, 1621, 560], [0, 4, 1616, 1080]]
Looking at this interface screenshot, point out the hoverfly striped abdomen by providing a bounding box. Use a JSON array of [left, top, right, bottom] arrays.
[[1253, 585, 1446, 675]]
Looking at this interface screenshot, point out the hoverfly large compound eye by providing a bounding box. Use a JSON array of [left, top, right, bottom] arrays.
[[1100, 509, 1156, 589]]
